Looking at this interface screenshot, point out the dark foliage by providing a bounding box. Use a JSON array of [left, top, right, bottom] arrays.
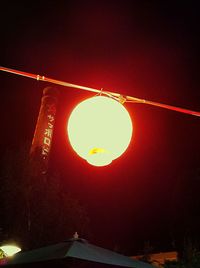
[[0, 142, 91, 250]]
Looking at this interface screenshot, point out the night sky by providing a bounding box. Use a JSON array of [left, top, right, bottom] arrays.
[[1, 1, 200, 256]]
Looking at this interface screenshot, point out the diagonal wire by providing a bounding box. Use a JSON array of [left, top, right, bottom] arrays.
[[1, 66, 200, 117]]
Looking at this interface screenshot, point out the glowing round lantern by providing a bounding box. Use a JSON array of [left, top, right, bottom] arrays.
[[67, 96, 133, 166]]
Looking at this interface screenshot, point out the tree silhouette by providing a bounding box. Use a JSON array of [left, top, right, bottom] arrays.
[[0, 142, 91, 250]]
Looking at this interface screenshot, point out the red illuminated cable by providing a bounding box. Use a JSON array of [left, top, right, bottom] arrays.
[[126, 96, 200, 117], [1, 66, 200, 117]]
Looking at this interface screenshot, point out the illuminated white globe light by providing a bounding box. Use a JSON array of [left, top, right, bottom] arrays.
[[0, 245, 21, 257], [67, 96, 133, 166]]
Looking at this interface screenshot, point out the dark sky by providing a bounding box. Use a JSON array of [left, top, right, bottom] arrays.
[[1, 1, 200, 255]]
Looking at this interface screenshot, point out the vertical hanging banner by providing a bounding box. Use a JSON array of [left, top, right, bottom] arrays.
[[30, 87, 59, 175]]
